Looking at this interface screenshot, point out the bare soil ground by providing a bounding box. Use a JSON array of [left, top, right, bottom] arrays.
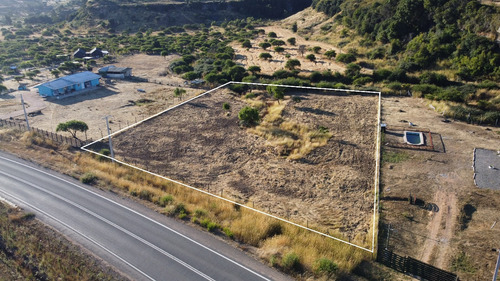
[[97, 88, 379, 243], [0, 54, 203, 141], [380, 96, 500, 280]]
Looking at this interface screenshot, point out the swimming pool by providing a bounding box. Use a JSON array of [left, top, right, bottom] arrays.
[[404, 131, 424, 146]]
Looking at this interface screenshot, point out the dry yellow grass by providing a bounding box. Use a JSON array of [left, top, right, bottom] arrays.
[[0, 128, 372, 278], [248, 99, 333, 160]]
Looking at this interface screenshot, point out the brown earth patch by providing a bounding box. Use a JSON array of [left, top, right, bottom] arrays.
[[97, 88, 379, 243]]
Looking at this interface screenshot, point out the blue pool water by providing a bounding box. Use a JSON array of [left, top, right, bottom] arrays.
[[405, 132, 422, 145]]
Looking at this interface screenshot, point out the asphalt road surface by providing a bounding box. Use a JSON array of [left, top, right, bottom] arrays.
[[0, 151, 291, 281]]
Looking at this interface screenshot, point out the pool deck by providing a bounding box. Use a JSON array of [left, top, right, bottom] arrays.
[[473, 148, 500, 190]]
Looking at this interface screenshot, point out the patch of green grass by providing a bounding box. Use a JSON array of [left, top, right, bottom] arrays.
[[223, 227, 233, 238], [451, 251, 477, 273], [382, 150, 410, 163]]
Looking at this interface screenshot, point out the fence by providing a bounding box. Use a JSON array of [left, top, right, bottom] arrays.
[[378, 248, 459, 281], [0, 119, 88, 148]]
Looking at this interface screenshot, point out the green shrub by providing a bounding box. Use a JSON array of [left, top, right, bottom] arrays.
[[222, 102, 230, 110], [336, 53, 356, 63], [80, 172, 97, 184], [281, 252, 301, 272], [96, 148, 110, 161], [238, 106, 260, 126], [206, 221, 218, 232], [158, 195, 174, 206], [223, 227, 234, 238], [314, 258, 338, 276]]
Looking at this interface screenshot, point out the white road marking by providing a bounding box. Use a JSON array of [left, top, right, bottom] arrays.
[[0, 155, 273, 280], [0, 169, 214, 281], [0, 189, 156, 281]]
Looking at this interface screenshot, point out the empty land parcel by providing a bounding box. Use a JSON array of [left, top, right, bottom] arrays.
[[91, 85, 379, 244]]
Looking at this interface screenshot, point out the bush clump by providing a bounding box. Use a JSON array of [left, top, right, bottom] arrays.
[[314, 258, 338, 276], [80, 172, 97, 184], [158, 195, 174, 206], [281, 252, 302, 272], [238, 106, 260, 126]]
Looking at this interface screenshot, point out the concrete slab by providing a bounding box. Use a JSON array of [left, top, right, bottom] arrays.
[[473, 148, 500, 190]]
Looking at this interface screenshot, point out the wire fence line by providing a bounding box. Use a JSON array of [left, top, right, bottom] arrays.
[[0, 119, 90, 148]]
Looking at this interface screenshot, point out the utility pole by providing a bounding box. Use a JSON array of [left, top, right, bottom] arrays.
[[20, 94, 30, 131], [104, 115, 115, 162], [493, 248, 500, 281]]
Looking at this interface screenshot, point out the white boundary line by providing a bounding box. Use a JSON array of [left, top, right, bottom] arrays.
[[81, 82, 382, 253]]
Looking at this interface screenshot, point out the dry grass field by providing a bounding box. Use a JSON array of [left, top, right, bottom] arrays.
[[88, 86, 380, 245]]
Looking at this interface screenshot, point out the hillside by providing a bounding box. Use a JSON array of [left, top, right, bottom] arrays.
[[70, 0, 312, 32]]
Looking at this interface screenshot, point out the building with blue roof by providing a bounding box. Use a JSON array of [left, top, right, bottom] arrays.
[[35, 71, 101, 97]]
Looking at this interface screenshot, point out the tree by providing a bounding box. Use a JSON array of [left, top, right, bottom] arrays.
[[14, 75, 24, 82], [268, 31, 277, 38], [267, 85, 285, 104], [306, 54, 316, 62], [312, 46, 322, 54], [274, 46, 285, 53], [259, 42, 271, 50], [344, 63, 361, 78], [0, 84, 7, 94], [324, 50, 336, 59], [56, 120, 88, 139], [242, 39, 252, 49], [248, 65, 261, 75], [292, 22, 298, 33], [51, 69, 61, 78], [285, 59, 301, 70], [259, 52, 272, 60], [287, 37, 296, 46], [238, 106, 259, 125], [298, 45, 306, 56], [174, 87, 186, 100], [271, 40, 286, 46]]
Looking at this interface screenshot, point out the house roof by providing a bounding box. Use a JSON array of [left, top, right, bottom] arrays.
[[35, 72, 101, 90], [89, 47, 102, 53], [107, 67, 130, 73]]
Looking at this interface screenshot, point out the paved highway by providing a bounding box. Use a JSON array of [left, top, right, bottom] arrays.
[[0, 152, 290, 281]]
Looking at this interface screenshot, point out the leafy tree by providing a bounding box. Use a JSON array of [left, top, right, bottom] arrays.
[[51, 69, 61, 78], [324, 50, 336, 59], [285, 59, 301, 70], [287, 37, 296, 46], [268, 32, 277, 38], [56, 120, 88, 139], [306, 54, 316, 62], [238, 106, 259, 125], [336, 53, 356, 63], [292, 22, 298, 33], [312, 46, 322, 54], [26, 71, 37, 80], [242, 39, 252, 49], [14, 76, 24, 83], [344, 63, 361, 78], [271, 40, 286, 46], [227, 65, 247, 81], [267, 85, 285, 104], [259, 52, 272, 60], [174, 87, 186, 100], [248, 65, 261, 75], [274, 46, 285, 53], [259, 42, 271, 50]]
